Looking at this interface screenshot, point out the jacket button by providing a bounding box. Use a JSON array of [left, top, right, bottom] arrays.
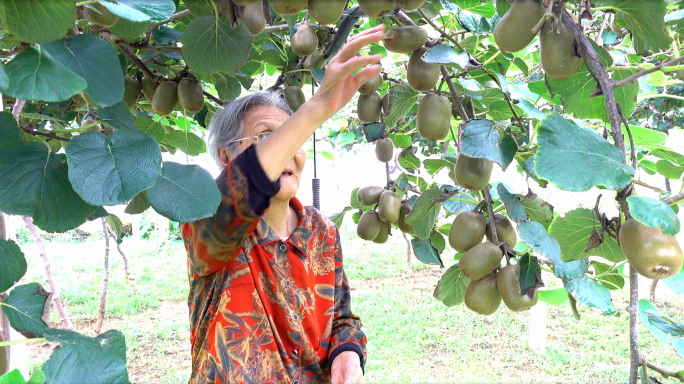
[[293, 314, 299, 321], [285, 279, 291, 287], [294, 381, 299, 384], [280, 244, 287, 251]]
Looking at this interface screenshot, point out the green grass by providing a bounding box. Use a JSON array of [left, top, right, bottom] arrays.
[[21, 217, 684, 383]]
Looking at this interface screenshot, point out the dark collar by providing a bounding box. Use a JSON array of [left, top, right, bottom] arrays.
[[255, 197, 311, 256]]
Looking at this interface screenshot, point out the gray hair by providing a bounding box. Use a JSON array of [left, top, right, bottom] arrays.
[[207, 90, 293, 168]]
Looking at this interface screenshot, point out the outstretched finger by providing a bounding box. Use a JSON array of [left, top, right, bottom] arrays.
[[337, 54, 382, 79], [352, 65, 382, 91], [332, 25, 385, 64]]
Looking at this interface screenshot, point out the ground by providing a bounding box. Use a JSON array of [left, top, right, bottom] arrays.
[[18, 217, 684, 383]]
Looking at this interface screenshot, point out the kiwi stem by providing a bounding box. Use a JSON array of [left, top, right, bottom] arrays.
[[20, 126, 69, 142], [531, 0, 556, 35], [75, 0, 98, 6], [417, 8, 466, 53], [0, 337, 46, 347], [483, 188, 499, 245], [481, 50, 501, 66], [43, 121, 100, 134]]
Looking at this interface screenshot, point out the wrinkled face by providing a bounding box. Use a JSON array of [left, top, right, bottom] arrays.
[[217, 105, 305, 201]]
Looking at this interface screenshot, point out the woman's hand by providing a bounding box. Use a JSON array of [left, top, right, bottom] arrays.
[[308, 24, 385, 120], [331, 351, 364, 384]]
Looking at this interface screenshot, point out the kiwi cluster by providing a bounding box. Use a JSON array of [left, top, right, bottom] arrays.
[[355, 186, 406, 244], [494, 0, 582, 80], [120, 74, 205, 116]]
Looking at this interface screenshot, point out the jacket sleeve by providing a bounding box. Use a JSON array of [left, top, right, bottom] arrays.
[[327, 227, 368, 372], [181, 145, 280, 277]]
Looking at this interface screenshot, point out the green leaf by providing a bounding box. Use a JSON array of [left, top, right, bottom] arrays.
[[98, 0, 175, 22], [549, 208, 625, 263], [362, 123, 384, 142], [518, 220, 589, 279], [623, 125, 667, 146], [412, 238, 443, 266], [655, 160, 684, 180], [0, 238, 26, 293], [124, 190, 150, 215], [564, 276, 616, 316], [386, 83, 422, 128], [42, 34, 124, 107], [521, 191, 554, 222], [27, 370, 44, 384], [0, 369, 27, 384], [461, 119, 511, 167], [109, 18, 150, 39], [350, 188, 375, 210], [135, 117, 166, 143], [405, 188, 442, 240], [638, 299, 684, 358], [495, 0, 513, 15], [99, 101, 145, 139], [0, 0, 76, 44], [65, 132, 161, 206], [212, 74, 242, 102], [105, 214, 123, 241], [329, 206, 351, 229], [430, 230, 446, 254], [450, 0, 496, 17], [0, 142, 97, 232], [651, 148, 684, 166], [547, 67, 638, 122], [147, 162, 221, 222], [643, 309, 684, 337], [0, 63, 9, 92], [163, 130, 205, 156], [594, 0, 671, 54], [3, 283, 50, 338], [663, 266, 683, 296], [535, 112, 634, 192], [398, 150, 421, 173], [423, 159, 453, 175], [433, 264, 469, 307], [487, 100, 524, 121], [496, 184, 527, 221], [518, 254, 541, 294], [388, 132, 412, 148], [591, 261, 625, 290], [627, 195, 680, 236], [538, 288, 569, 305], [184, 0, 214, 16], [0, 112, 22, 144], [182, 16, 253, 75], [423, 45, 477, 70], [42, 329, 130, 384], [4, 46, 87, 102]]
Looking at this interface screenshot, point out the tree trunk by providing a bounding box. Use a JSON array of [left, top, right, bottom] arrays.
[[0, 213, 10, 368], [402, 232, 412, 264], [22, 216, 73, 330], [94, 218, 111, 335], [106, 226, 139, 295], [629, 267, 639, 384]]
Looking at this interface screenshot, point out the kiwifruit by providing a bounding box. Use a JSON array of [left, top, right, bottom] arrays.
[[486, 214, 518, 248], [284, 86, 306, 111], [358, 74, 383, 95], [303, 50, 326, 70], [383, 26, 429, 53], [80, 118, 102, 133], [407, 47, 440, 91], [358, 0, 396, 18], [498, 263, 538, 312], [619, 218, 684, 280], [308, 0, 346, 25], [177, 78, 204, 113], [291, 24, 319, 57], [240, 2, 266, 35], [459, 242, 503, 281], [465, 272, 502, 315], [84, 3, 119, 27], [392, 0, 427, 11], [142, 76, 159, 102], [151, 80, 179, 116], [417, 93, 450, 141], [357, 92, 382, 122], [382, 92, 391, 116], [540, 21, 582, 80], [454, 153, 493, 191], [103, 126, 114, 137], [357, 211, 382, 240], [397, 204, 413, 233], [493, 0, 546, 53], [449, 211, 486, 253], [316, 29, 331, 44], [357, 186, 385, 206], [375, 138, 394, 162], [378, 190, 402, 223], [123, 76, 142, 110], [269, 0, 307, 15], [0, 334, 6, 376], [233, 0, 259, 5], [373, 222, 390, 244]]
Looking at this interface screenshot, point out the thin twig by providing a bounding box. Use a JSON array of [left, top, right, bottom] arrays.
[[664, 192, 684, 205], [203, 91, 224, 106], [417, 8, 465, 52], [628, 266, 640, 384], [263, 22, 331, 32], [441, 66, 469, 152], [0, 46, 20, 57], [484, 188, 499, 245], [599, 55, 684, 97], [633, 179, 666, 193], [649, 279, 658, 301], [142, 9, 192, 44], [94, 218, 110, 335], [20, 127, 70, 142], [106, 226, 139, 295], [96, 28, 155, 79], [639, 357, 684, 382]]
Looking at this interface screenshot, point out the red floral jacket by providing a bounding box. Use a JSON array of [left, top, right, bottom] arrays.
[[181, 146, 366, 384]]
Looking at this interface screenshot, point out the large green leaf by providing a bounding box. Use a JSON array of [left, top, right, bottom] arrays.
[[518, 254, 541, 294], [99, 101, 146, 139], [163, 130, 206, 156], [385, 83, 423, 128], [182, 16, 253, 75], [0, 142, 97, 232], [518, 220, 589, 279], [3, 282, 50, 338], [98, 0, 175, 22], [0, 112, 22, 144], [65, 132, 161, 206], [535, 113, 634, 191], [591, 261, 625, 290], [405, 188, 442, 240], [433, 264, 469, 307], [147, 162, 221, 222], [638, 299, 684, 358], [412, 238, 443, 266], [594, 0, 671, 54], [42, 329, 130, 384], [423, 45, 477, 71], [538, 288, 569, 305], [109, 18, 149, 39], [0, 63, 8, 93], [124, 190, 151, 215], [521, 191, 554, 222], [626, 195, 680, 236], [42, 34, 124, 107], [0, 238, 26, 293], [4, 46, 87, 102], [0, 0, 76, 44], [461, 119, 513, 168], [135, 117, 166, 143], [564, 276, 617, 316], [549, 208, 625, 263], [496, 184, 527, 222]]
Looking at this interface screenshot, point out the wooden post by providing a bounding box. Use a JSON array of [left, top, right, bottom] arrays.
[[528, 301, 548, 354]]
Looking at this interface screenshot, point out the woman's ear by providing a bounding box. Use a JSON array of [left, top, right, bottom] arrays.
[[217, 148, 231, 168]]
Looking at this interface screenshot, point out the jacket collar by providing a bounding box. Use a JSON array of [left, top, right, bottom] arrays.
[[255, 197, 311, 255]]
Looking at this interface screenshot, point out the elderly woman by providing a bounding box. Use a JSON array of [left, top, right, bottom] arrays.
[[181, 25, 385, 384]]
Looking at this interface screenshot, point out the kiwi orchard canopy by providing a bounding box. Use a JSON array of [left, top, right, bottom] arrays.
[[0, 0, 683, 383]]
